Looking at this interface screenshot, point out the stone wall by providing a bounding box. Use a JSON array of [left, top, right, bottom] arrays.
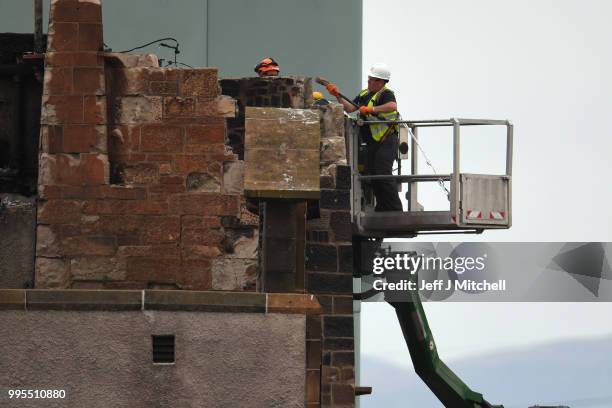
[[221, 77, 355, 407], [32, 2, 357, 407], [305, 108, 355, 407], [35, 0, 257, 290]]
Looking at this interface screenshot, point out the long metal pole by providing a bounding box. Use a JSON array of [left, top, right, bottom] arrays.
[[506, 123, 513, 228], [34, 0, 43, 53], [452, 121, 461, 222], [410, 126, 419, 211], [506, 123, 513, 177]]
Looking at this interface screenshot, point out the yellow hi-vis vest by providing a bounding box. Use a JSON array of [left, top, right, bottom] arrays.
[[358, 86, 399, 142]]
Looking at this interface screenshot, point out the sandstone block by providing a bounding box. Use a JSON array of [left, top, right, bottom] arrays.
[[83, 95, 106, 124], [128, 200, 169, 215], [140, 216, 180, 244], [78, 23, 103, 52], [117, 244, 180, 259], [244, 107, 320, 198], [126, 257, 181, 283], [96, 185, 146, 200], [159, 163, 173, 175], [150, 81, 179, 96], [43, 67, 73, 95], [39, 185, 63, 200], [267, 294, 323, 314], [181, 216, 221, 229], [73, 51, 104, 67], [104, 53, 159, 68], [174, 155, 212, 174], [196, 96, 237, 118], [181, 245, 222, 260], [42, 95, 83, 125], [35, 257, 70, 288], [45, 52, 74, 67], [54, 153, 108, 185], [169, 193, 238, 216], [36, 226, 61, 257], [181, 228, 224, 247], [73, 67, 105, 95], [47, 22, 78, 52], [114, 96, 162, 124], [83, 200, 167, 215], [70, 256, 126, 281], [164, 97, 196, 118], [93, 215, 144, 236], [123, 163, 159, 185], [211, 258, 257, 291], [141, 125, 184, 153], [181, 69, 218, 97], [148, 183, 185, 195], [160, 175, 184, 184], [40, 126, 64, 154], [61, 235, 116, 256], [37, 199, 83, 225], [185, 125, 225, 144], [112, 68, 154, 95], [181, 260, 213, 290], [50, 0, 102, 23], [61, 124, 105, 153]]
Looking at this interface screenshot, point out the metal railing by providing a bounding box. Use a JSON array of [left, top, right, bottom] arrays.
[[349, 117, 513, 216]]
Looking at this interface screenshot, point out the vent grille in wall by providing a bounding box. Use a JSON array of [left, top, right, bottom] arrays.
[[152, 335, 175, 363]]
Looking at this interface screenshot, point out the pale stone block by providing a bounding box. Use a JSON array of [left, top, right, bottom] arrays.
[[244, 107, 320, 198]]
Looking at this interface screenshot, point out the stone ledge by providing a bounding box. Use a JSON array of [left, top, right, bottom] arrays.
[[26, 289, 142, 310], [0, 290, 323, 314], [145, 290, 265, 313], [268, 294, 323, 314], [0, 290, 26, 310]]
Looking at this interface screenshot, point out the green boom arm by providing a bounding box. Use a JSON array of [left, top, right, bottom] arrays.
[[388, 270, 503, 408]]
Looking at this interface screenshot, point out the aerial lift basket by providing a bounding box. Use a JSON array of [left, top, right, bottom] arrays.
[[348, 117, 513, 238]]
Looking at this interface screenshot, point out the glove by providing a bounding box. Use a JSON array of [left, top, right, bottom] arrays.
[[359, 106, 374, 116], [326, 83, 340, 97]]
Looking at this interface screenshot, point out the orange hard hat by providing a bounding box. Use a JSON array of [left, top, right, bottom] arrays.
[[254, 57, 280, 74]]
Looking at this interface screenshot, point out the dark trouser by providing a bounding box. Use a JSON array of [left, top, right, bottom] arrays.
[[366, 133, 403, 212]]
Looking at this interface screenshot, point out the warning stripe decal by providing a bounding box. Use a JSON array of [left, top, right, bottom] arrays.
[[466, 210, 482, 219], [489, 211, 506, 220]]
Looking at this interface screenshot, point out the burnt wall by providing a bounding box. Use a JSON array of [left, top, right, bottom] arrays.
[[0, 33, 44, 194], [0, 34, 44, 288], [35, 0, 257, 291]]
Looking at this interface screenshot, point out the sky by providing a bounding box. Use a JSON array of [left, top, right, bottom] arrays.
[[359, 0, 612, 399]]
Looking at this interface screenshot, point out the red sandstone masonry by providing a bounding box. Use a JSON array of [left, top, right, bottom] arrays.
[[36, 0, 246, 290]]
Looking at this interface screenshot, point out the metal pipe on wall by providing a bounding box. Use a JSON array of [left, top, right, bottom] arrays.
[[34, 0, 43, 53]]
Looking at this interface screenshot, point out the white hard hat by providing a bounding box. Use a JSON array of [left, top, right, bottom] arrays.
[[368, 62, 391, 81]]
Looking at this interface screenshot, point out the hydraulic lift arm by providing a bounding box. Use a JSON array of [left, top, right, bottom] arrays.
[[388, 270, 503, 408]]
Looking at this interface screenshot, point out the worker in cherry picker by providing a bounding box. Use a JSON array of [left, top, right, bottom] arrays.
[[254, 57, 280, 77], [325, 63, 403, 212]]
